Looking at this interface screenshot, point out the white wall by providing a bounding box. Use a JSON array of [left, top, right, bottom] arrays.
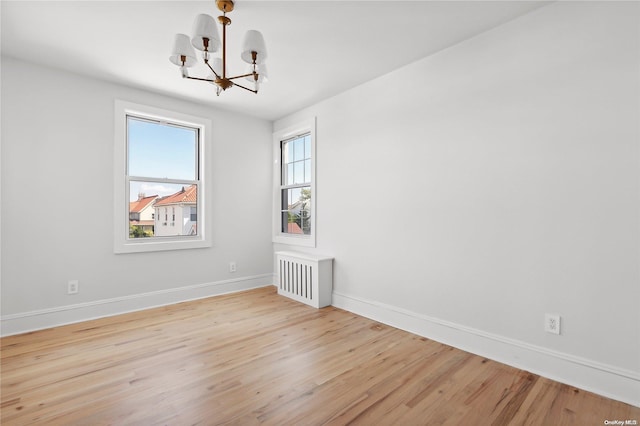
[[274, 2, 639, 405], [1, 57, 274, 333]]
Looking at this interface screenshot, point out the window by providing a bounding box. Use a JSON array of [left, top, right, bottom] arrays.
[[273, 118, 316, 247], [281, 134, 311, 234], [114, 100, 211, 253]]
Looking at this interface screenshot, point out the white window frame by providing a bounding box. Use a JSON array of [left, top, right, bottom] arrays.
[[272, 118, 316, 247], [114, 100, 211, 253]]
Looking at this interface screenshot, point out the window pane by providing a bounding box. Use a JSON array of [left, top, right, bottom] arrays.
[[286, 218, 304, 234], [304, 136, 311, 160], [129, 181, 198, 238], [293, 161, 304, 184], [304, 159, 311, 183], [290, 187, 301, 203], [287, 163, 294, 185], [281, 186, 311, 234], [128, 117, 197, 180], [281, 161, 286, 185], [283, 140, 293, 165], [300, 188, 311, 235], [301, 202, 311, 235], [293, 137, 304, 161]]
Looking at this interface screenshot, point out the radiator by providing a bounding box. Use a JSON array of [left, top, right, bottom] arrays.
[[276, 251, 333, 308]]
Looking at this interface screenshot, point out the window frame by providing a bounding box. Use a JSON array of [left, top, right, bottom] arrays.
[[272, 118, 316, 247], [114, 100, 211, 253]]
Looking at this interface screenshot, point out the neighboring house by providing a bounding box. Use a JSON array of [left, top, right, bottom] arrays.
[[287, 222, 303, 234], [129, 193, 158, 234], [154, 185, 197, 237]]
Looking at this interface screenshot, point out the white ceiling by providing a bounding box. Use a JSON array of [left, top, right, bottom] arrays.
[[1, 1, 549, 121]]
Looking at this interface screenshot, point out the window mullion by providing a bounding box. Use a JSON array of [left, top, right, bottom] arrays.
[[280, 183, 310, 190], [195, 128, 200, 180]]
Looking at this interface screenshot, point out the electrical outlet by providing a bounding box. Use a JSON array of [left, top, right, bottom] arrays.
[[545, 313, 560, 335], [229, 262, 237, 273], [67, 280, 79, 295]]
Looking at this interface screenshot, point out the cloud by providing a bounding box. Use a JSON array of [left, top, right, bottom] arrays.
[[130, 182, 189, 201], [139, 183, 179, 196]]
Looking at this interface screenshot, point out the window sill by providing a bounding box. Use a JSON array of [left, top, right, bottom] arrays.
[[114, 238, 211, 254], [272, 234, 316, 248]]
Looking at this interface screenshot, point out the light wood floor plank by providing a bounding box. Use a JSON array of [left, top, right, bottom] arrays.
[[2, 286, 638, 425]]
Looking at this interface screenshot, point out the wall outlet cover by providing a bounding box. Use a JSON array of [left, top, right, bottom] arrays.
[[545, 313, 561, 335], [67, 280, 79, 295]]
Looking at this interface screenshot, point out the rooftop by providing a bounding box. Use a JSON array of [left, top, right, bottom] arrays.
[[129, 194, 158, 213], [154, 185, 197, 207]]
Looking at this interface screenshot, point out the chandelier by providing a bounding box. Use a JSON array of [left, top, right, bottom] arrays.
[[169, 0, 268, 96]]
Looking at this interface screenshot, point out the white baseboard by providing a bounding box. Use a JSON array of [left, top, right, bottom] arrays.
[[1, 274, 274, 337], [332, 291, 640, 408]]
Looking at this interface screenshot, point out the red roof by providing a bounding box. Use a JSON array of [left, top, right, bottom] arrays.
[[129, 195, 157, 213], [287, 222, 303, 234], [154, 185, 197, 207]]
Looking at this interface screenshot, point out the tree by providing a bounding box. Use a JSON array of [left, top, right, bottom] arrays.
[[300, 188, 311, 204], [299, 188, 311, 234], [129, 225, 152, 238]]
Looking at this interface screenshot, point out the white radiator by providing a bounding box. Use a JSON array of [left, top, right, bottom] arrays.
[[276, 251, 333, 308]]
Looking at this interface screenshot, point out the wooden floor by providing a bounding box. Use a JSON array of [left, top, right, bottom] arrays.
[[1, 287, 638, 425]]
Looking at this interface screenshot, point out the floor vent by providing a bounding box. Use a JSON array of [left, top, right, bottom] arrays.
[[276, 251, 333, 308]]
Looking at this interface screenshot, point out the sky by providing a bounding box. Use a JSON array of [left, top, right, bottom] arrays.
[[128, 117, 198, 201]]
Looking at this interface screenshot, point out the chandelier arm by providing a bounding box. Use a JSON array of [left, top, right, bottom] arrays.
[[205, 61, 221, 79], [232, 82, 258, 94], [227, 72, 256, 81], [184, 76, 217, 83]]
